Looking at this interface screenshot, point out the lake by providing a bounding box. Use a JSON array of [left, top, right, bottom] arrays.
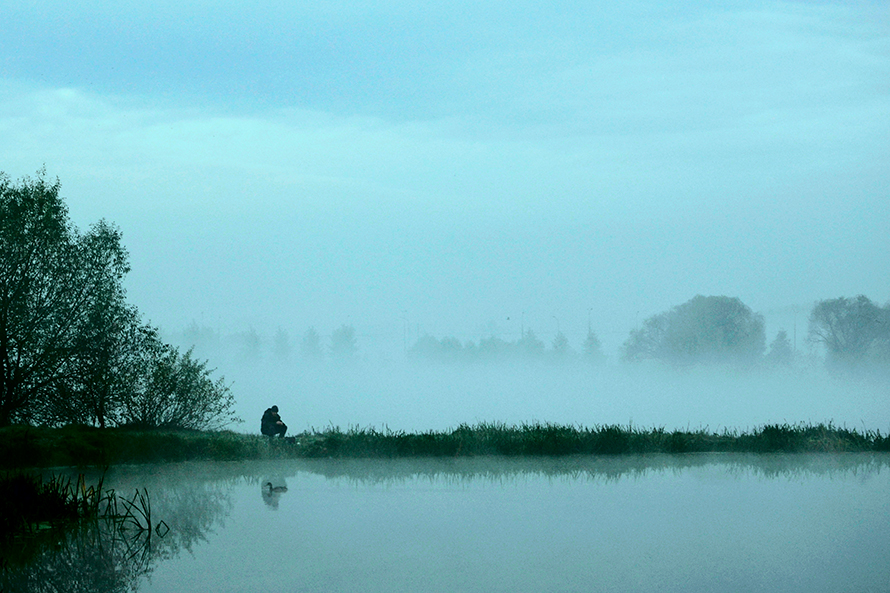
[[8, 454, 890, 592]]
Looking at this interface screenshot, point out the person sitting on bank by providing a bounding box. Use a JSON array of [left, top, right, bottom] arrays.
[[261, 405, 287, 438]]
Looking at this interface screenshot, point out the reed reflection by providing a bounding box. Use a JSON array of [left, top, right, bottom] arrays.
[[0, 473, 235, 593], [294, 452, 890, 486], [1, 501, 163, 592]]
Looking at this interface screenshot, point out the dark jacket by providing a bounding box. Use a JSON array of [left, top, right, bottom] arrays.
[[261, 408, 281, 436]]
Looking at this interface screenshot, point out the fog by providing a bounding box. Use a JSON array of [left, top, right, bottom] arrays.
[[163, 325, 889, 434], [2, 1, 888, 433]]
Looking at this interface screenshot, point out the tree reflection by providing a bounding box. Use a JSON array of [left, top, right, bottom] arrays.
[[1, 515, 156, 592], [0, 479, 234, 592]]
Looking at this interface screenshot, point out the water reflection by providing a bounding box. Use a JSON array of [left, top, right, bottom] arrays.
[[295, 451, 890, 484], [1, 466, 237, 592], [4, 453, 888, 593], [0, 508, 160, 592], [261, 477, 289, 509]]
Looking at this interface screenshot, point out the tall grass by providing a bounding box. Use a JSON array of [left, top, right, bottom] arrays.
[[297, 421, 890, 458], [0, 422, 887, 468]]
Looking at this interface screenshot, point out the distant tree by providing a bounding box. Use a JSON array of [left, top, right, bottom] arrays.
[[765, 330, 794, 367], [238, 327, 262, 359], [551, 331, 571, 359], [808, 296, 890, 367], [477, 335, 511, 360], [180, 320, 220, 352], [408, 335, 465, 362], [330, 324, 358, 361], [439, 336, 465, 359], [622, 295, 765, 366], [583, 329, 605, 364], [408, 335, 441, 360], [623, 313, 670, 363], [300, 326, 324, 361], [516, 330, 545, 358], [272, 326, 291, 360]]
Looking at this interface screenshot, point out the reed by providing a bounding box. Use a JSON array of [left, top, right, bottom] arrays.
[[0, 470, 168, 569]]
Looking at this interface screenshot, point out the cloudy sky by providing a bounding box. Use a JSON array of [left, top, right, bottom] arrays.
[[2, 0, 888, 356]]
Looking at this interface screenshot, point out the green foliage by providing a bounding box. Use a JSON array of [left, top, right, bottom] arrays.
[[622, 295, 766, 366], [272, 326, 291, 359], [0, 171, 129, 425], [0, 470, 167, 591], [294, 421, 884, 459], [0, 170, 236, 430], [121, 346, 239, 430], [0, 473, 86, 538], [300, 326, 324, 361], [583, 329, 605, 364], [409, 328, 593, 364]]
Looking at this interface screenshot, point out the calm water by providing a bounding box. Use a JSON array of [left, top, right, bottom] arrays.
[[9, 454, 890, 592]]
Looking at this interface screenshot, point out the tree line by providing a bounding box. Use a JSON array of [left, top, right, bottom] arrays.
[[175, 322, 361, 363], [623, 294, 889, 368], [409, 294, 889, 370], [1, 171, 237, 428], [408, 328, 605, 364]]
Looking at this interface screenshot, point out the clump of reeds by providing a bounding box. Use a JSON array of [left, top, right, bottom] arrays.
[[0, 473, 103, 540], [0, 472, 167, 556]]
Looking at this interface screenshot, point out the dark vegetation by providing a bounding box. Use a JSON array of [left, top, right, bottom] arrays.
[[5, 168, 884, 588], [294, 422, 890, 457], [809, 295, 890, 369], [0, 170, 237, 429], [0, 470, 165, 574], [1, 422, 887, 470]]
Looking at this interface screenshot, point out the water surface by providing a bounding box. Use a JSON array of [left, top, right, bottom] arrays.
[[13, 454, 890, 592]]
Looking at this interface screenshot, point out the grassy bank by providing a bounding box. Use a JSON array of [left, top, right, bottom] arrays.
[[1, 422, 888, 468]]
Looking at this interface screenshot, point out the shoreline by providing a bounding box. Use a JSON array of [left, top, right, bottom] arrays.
[[1, 421, 888, 469]]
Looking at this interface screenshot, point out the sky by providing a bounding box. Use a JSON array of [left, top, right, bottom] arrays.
[[1, 0, 888, 360]]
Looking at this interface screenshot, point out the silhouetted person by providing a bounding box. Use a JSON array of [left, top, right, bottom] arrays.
[[261, 405, 287, 437]]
